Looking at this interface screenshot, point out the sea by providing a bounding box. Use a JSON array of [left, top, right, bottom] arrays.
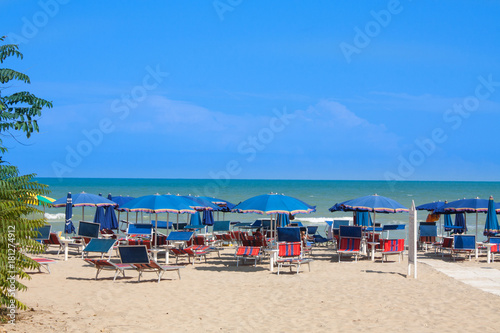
[[36, 178, 500, 240]]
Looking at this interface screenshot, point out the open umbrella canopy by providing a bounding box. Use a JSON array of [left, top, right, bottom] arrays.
[[120, 194, 197, 214], [484, 196, 499, 236], [182, 195, 219, 211], [53, 192, 117, 208], [232, 193, 316, 215], [436, 197, 490, 213], [329, 194, 408, 213], [416, 201, 445, 212], [198, 196, 236, 212], [29, 194, 55, 206], [111, 195, 136, 212]]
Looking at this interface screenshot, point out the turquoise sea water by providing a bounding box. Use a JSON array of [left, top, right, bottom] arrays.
[[36, 178, 500, 240]]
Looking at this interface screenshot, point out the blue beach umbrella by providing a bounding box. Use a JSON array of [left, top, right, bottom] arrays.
[[202, 210, 214, 226], [437, 197, 491, 239], [183, 195, 219, 211], [103, 193, 119, 230], [64, 193, 76, 234], [53, 192, 116, 221], [416, 201, 445, 212], [484, 196, 499, 237], [329, 194, 408, 241], [112, 195, 136, 211], [233, 193, 316, 215], [93, 193, 106, 226], [454, 213, 467, 234], [120, 194, 198, 246], [198, 196, 236, 212], [233, 193, 316, 239]]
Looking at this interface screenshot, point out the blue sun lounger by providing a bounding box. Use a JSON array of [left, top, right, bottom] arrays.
[[452, 234, 476, 261], [118, 245, 182, 283], [33, 225, 52, 242], [82, 238, 117, 259]]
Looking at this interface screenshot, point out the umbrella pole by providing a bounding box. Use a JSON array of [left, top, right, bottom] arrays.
[[82, 207, 84, 221], [373, 211, 376, 242], [155, 213, 158, 248], [167, 213, 170, 235], [476, 212, 478, 239]]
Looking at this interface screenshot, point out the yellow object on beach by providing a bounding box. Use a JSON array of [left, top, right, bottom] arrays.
[[58, 231, 65, 240]]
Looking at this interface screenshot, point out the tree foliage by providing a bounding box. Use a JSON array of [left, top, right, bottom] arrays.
[[0, 165, 47, 311], [0, 36, 53, 156], [0, 36, 52, 312]]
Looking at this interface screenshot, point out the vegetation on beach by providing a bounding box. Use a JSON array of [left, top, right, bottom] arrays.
[[0, 35, 52, 313]]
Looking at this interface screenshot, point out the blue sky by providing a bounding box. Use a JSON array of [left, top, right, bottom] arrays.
[[2, 0, 500, 181]]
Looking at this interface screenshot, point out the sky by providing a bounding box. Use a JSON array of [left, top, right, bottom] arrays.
[[1, 0, 500, 181]]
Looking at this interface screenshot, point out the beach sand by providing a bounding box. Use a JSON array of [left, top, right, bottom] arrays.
[[5, 246, 500, 333]]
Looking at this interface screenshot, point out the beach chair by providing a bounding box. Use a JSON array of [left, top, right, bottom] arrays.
[[337, 225, 363, 262], [126, 223, 153, 240], [275, 242, 313, 275], [82, 238, 117, 259], [488, 237, 500, 262], [235, 246, 261, 267], [118, 245, 182, 283], [31, 258, 56, 274], [435, 237, 453, 257], [84, 258, 132, 281], [452, 235, 476, 261], [419, 223, 438, 252], [33, 225, 52, 243], [169, 246, 208, 265], [379, 239, 405, 262]]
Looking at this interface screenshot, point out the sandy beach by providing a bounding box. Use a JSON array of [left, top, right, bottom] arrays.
[[4, 245, 500, 333]]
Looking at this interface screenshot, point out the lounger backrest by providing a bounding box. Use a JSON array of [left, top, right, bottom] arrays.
[[45, 232, 61, 245], [381, 239, 404, 252], [307, 226, 319, 235], [333, 220, 350, 229], [126, 223, 153, 237], [277, 227, 301, 242], [442, 237, 453, 248], [128, 239, 151, 249], [34, 225, 52, 241], [339, 238, 361, 251], [236, 246, 260, 256], [339, 225, 362, 239], [166, 231, 194, 242], [278, 242, 302, 257], [78, 221, 101, 238], [489, 237, 500, 252], [419, 224, 437, 237], [453, 235, 476, 250], [118, 245, 150, 264], [83, 238, 117, 253], [212, 221, 231, 232]]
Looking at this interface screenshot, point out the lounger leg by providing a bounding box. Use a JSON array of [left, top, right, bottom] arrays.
[[177, 269, 181, 280], [96, 268, 102, 280], [138, 270, 142, 282]]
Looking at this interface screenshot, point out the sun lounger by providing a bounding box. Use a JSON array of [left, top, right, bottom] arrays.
[[33, 225, 52, 243], [419, 223, 438, 251], [32, 258, 56, 274], [275, 242, 312, 275], [84, 258, 132, 281], [118, 245, 182, 283], [126, 223, 153, 239], [235, 246, 261, 267], [379, 239, 405, 262], [169, 246, 208, 265], [337, 225, 363, 262], [44, 232, 84, 256], [488, 237, 500, 262], [82, 238, 117, 259], [452, 235, 476, 261]]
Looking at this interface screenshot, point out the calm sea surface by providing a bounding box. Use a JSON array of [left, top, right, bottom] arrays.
[[36, 178, 500, 239]]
